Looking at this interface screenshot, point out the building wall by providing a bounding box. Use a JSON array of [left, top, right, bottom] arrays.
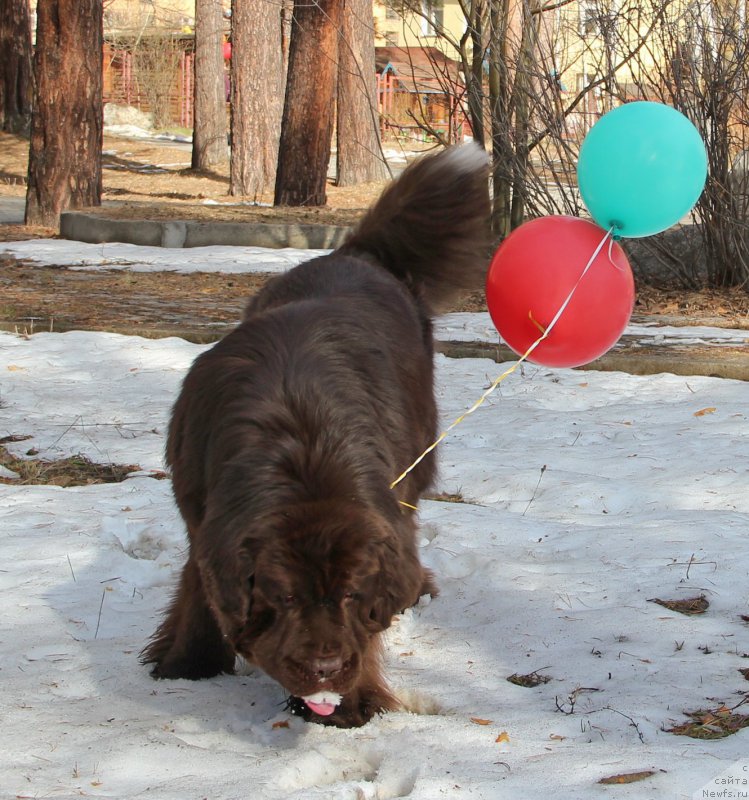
[[373, 0, 468, 59], [538, 0, 711, 100], [373, 0, 714, 101], [103, 0, 197, 31]]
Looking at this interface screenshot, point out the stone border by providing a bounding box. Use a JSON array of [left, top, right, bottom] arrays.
[[60, 212, 351, 250]]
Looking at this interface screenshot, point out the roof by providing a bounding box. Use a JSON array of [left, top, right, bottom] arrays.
[[375, 46, 463, 94]]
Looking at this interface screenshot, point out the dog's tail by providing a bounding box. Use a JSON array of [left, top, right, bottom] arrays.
[[338, 143, 492, 314]]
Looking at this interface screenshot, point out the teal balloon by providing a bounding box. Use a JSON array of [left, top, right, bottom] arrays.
[[577, 102, 707, 238]]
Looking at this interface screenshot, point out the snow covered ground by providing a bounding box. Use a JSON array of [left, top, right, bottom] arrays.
[[1, 239, 749, 799], [1, 238, 313, 276]]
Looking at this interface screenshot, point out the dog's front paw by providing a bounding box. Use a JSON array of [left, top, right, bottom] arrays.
[[287, 685, 398, 728]]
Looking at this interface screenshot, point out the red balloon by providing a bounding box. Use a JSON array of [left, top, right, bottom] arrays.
[[485, 216, 635, 368], [223, 42, 232, 60]]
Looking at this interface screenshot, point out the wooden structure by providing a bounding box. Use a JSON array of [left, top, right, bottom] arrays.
[[375, 46, 469, 142], [103, 35, 197, 128]]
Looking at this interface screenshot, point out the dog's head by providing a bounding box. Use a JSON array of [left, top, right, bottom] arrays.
[[200, 501, 425, 701]]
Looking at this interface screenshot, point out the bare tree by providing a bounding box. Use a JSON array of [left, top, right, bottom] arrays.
[[391, 0, 674, 235], [336, 0, 388, 185], [485, 0, 677, 235], [275, 0, 342, 206], [0, 0, 33, 134], [130, 33, 183, 130], [619, 0, 749, 289], [25, 0, 103, 227], [459, 0, 488, 149], [192, 0, 228, 169], [230, 0, 287, 198]]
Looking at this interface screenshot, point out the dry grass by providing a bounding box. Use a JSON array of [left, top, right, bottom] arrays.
[[507, 671, 552, 688], [667, 703, 749, 740], [0, 441, 144, 487], [648, 595, 710, 615], [423, 490, 467, 503], [0, 130, 391, 216]]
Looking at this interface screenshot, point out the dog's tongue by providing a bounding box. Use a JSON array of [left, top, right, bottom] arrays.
[[302, 691, 342, 717], [305, 700, 336, 716]]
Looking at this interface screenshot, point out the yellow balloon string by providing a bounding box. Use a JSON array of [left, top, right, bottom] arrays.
[[391, 225, 615, 493]]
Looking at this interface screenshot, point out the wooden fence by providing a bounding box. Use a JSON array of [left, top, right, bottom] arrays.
[[103, 43, 195, 129], [104, 42, 467, 140], [376, 70, 469, 142]]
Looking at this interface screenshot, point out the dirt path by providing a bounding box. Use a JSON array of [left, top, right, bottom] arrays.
[[0, 257, 270, 341]]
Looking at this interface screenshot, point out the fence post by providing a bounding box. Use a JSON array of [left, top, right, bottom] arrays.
[[180, 52, 194, 129]]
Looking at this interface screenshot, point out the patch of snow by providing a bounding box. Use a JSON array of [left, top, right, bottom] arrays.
[[1, 328, 748, 798]]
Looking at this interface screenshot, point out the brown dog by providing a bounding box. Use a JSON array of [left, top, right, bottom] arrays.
[[141, 144, 491, 727]]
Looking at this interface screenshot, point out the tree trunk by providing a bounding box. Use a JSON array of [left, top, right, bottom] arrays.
[[0, 0, 33, 134], [336, 0, 388, 186], [229, 0, 285, 198], [25, 0, 103, 227], [459, 0, 486, 148], [489, 0, 513, 237], [192, 0, 228, 170], [274, 0, 341, 206], [509, 0, 537, 232]]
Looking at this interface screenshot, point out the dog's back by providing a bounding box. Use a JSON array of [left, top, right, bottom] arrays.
[[170, 143, 491, 521], [172, 254, 440, 517]]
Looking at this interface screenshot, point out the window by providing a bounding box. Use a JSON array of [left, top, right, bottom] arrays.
[[579, 0, 598, 36], [421, 0, 444, 36]]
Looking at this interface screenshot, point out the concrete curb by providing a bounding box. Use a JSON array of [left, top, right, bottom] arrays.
[[59, 212, 351, 250]]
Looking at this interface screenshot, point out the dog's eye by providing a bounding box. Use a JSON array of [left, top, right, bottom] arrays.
[[280, 594, 297, 607], [342, 591, 356, 604]]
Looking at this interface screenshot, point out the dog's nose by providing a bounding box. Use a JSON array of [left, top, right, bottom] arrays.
[[310, 655, 343, 679]]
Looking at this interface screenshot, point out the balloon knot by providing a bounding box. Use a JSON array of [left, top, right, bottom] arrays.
[[528, 310, 547, 335]]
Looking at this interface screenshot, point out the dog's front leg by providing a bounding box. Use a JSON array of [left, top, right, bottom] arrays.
[[142, 555, 236, 679]]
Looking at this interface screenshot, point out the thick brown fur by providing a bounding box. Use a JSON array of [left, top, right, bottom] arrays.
[[141, 144, 491, 727]]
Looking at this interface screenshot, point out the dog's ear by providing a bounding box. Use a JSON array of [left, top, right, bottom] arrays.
[[367, 530, 425, 630], [367, 597, 398, 632], [195, 522, 255, 644]]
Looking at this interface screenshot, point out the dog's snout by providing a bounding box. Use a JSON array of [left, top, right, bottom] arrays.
[[310, 654, 344, 679]]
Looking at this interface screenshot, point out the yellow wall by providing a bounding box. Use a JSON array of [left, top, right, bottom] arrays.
[[373, 0, 714, 95], [540, 1, 708, 98], [374, 0, 469, 59]]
